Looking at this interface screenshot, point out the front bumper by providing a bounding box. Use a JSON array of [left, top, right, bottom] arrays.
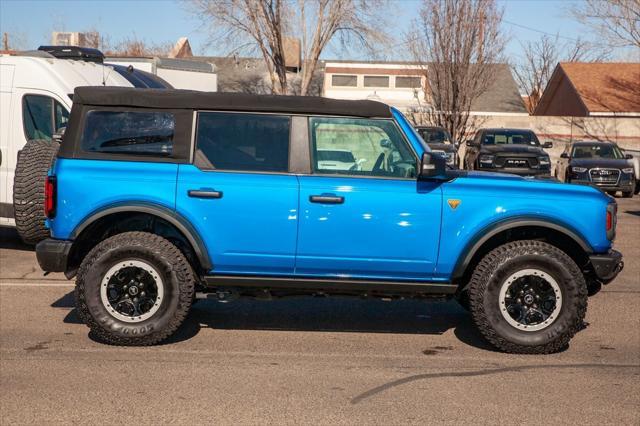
[[570, 172, 634, 192], [35, 238, 72, 273], [589, 249, 624, 284]]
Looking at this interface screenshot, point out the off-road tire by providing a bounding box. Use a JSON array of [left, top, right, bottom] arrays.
[[468, 240, 587, 354], [13, 139, 59, 244], [75, 232, 195, 346]]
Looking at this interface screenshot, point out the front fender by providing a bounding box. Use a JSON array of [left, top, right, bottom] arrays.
[[448, 216, 593, 280]]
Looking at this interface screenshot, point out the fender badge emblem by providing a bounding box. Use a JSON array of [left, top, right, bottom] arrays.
[[447, 199, 461, 210]]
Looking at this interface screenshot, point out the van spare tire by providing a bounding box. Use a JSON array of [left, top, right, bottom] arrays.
[[13, 139, 59, 244]]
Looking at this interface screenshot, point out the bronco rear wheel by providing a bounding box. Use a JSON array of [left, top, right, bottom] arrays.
[[75, 232, 195, 345], [468, 240, 587, 354]]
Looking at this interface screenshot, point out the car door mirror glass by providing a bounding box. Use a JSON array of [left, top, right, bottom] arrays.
[[543, 141, 553, 148], [560, 152, 569, 159], [625, 153, 633, 159]]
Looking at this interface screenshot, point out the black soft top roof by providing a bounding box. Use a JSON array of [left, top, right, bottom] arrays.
[[73, 86, 392, 118]]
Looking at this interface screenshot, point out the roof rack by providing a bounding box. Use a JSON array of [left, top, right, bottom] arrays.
[[37, 46, 104, 63]]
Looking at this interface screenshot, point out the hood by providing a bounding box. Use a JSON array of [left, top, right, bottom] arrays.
[[427, 143, 457, 153], [570, 158, 633, 169], [480, 145, 547, 155]]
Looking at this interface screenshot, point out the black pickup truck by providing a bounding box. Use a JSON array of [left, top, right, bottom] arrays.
[[464, 128, 552, 177]]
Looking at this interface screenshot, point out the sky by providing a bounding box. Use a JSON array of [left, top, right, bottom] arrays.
[[0, 0, 631, 61]]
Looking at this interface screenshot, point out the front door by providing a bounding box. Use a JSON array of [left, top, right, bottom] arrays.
[[176, 112, 299, 276], [296, 116, 442, 281]]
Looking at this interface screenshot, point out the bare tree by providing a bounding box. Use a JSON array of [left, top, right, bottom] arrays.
[[512, 35, 610, 113], [105, 36, 173, 57], [572, 0, 640, 49], [189, 0, 388, 95], [407, 0, 506, 144]]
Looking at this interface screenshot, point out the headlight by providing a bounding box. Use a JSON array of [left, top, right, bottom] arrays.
[[479, 154, 494, 165], [571, 166, 587, 173], [622, 168, 634, 174], [538, 156, 550, 167]]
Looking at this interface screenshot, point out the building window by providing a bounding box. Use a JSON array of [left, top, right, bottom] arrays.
[[395, 76, 422, 88], [331, 75, 357, 87], [363, 76, 389, 88]]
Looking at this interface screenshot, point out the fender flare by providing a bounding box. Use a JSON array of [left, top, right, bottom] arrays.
[[451, 217, 593, 280], [71, 202, 212, 271]]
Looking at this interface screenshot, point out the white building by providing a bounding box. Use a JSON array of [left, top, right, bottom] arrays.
[[323, 61, 428, 111]]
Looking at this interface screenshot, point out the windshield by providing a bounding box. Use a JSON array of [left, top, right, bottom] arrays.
[[572, 144, 624, 159], [481, 131, 539, 146], [417, 128, 453, 145]]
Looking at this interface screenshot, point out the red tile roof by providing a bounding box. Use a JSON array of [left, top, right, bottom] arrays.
[[560, 62, 640, 114]]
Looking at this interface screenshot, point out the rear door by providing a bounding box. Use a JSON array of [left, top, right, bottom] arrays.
[[176, 112, 299, 276]]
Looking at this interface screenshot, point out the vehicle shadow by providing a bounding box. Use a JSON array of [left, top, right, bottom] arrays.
[[52, 291, 496, 351], [0, 226, 33, 251], [625, 210, 640, 217]]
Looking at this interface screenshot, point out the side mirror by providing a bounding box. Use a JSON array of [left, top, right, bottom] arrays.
[[543, 141, 553, 148], [560, 152, 569, 159], [52, 127, 66, 143], [380, 139, 392, 149], [625, 153, 633, 159], [465, 139, 476, 147], [419, 152, 447, 180]]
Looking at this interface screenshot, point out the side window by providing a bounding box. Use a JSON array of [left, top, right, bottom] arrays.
[[22, 95, 68, 141], [310, 117, 417, 178], [81, 110, 175, 156], [54, 101, 70, 132], [195, 112, 290, 173]]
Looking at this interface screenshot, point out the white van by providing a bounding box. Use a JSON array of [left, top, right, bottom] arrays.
[[0, 49, 169, 228]]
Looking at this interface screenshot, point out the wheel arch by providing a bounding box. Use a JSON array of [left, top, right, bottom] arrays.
[[66, 202, 211, 278], [452, 217, 593, 286]]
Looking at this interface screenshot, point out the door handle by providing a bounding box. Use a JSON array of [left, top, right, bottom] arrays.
[[188, 189, 223, 199], [309, 194, 344, 204]]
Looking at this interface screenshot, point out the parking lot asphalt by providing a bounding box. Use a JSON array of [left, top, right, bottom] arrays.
[[1, 197, 639, 425]]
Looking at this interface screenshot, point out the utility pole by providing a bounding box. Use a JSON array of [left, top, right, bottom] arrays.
[[2, 33, 8, 51]]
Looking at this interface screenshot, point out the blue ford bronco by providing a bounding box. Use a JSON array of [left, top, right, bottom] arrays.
[[35, 87, 624, 353]]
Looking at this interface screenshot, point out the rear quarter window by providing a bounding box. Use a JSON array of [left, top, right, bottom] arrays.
[[81, 110, 175, 156]]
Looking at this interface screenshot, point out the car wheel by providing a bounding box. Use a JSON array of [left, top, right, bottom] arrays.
[[468, 240, 587, 354], [13, 139, 59, 244], [634, 180, 640, 195], [622, 191, 633, 198], [75, 231, 195, 346]]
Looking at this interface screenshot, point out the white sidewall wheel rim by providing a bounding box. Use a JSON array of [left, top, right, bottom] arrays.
[[100, 260, 165, 323], [498, 268, 562, 332]]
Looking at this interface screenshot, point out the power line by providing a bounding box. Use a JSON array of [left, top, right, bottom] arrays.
[[502, 19, 608, 47]]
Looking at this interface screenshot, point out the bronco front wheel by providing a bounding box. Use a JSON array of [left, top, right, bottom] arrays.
[[468, 240, 587, 354], [75, 232, 195, 345]]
